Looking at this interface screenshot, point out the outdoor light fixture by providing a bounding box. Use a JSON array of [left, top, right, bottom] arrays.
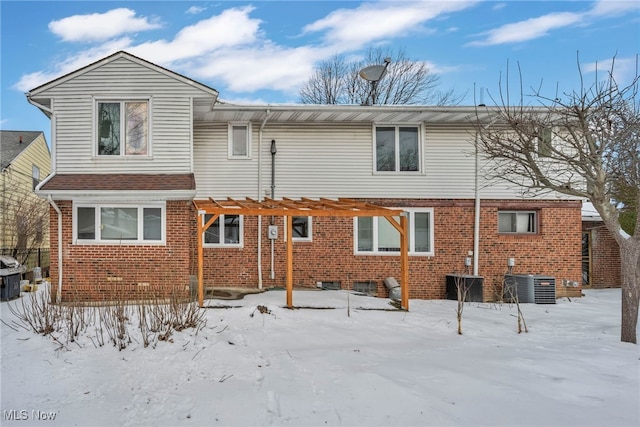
[[270, 139, 277, 155]]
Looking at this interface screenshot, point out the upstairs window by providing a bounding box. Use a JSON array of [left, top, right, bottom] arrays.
[[498, 211, 537, 234], [375, 125, 420, 172], [228, 123, 251, 159], [537, 127, 553, 157], [97, 101, 148, 156]]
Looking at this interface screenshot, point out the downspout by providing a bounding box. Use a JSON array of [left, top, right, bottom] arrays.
[[270, 139, 277, 280], [473, 132, 480, 276], [257, 110, 270, 289], [47, 195, 62, 303]]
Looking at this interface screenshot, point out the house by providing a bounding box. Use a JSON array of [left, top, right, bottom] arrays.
[[581, 202, 622, 288], [0, 130, 51, 274], [28, 51, 583, 305]]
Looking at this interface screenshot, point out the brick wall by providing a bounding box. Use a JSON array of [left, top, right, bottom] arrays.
[[582, 221, 621, 288], [195, 199, 583, 301], [50, 198, 582, 302], [49, 200, 192, 302]]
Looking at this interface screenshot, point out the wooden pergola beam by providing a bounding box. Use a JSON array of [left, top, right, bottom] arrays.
[[192, 198, 410, 310]]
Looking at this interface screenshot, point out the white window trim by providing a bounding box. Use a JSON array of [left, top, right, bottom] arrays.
[[72, 201, 166, 245], [202, 213, 244, 248], [93, 97, 152, 158], [372, 123, 423, 174], [228, 122, 252, 159], [498, 210, 538, 234], [353, 208, 434, 256], [285, 216, 313, 242]]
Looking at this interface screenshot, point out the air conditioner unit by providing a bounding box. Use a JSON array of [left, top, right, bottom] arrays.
[[503, 274, 556, 304]]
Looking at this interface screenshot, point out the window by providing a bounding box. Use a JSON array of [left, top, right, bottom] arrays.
[[355, 209, 433, 255], [203, 214, 243, 247], [498, 211, 537, 234], [32, 165, 40, 190], [97, 101, 148, 156], [538, 127, 553, 157], [228, 123, 251, 159], [292, 216, 312, 241], [74, 203, 164, 243], [374, 125, 420, 172]]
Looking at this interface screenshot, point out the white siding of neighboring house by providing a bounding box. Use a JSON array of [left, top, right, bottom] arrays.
[[33, 57, 208, 174], [193, 122, 557, 200]]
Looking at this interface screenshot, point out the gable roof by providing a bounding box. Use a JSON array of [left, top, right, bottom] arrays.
[[0, 130, 44, 170], [28, 51, 219, 97]]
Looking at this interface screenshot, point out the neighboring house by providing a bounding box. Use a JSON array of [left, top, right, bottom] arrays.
[[29, 51, 583, 304], [582, 202, 622, 288], [0, 131, 51, 272]]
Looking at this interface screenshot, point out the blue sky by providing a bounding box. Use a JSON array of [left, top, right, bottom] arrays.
[[1, 1, 639, 143]]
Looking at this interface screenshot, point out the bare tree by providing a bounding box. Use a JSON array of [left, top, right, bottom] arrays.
[[1, 172, 49, 266], [299, 47, 463, 106], [474, 54, 640, 343]]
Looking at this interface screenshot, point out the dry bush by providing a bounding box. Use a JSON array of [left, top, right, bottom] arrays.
[[6, 282, 206, 351]]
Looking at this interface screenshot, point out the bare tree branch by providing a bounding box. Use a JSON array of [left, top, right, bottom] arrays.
[[474, 53, 640, 343]]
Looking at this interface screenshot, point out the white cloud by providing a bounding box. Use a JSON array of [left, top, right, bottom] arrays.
[[19, 2, 477, 96], [469, 12, 582, 46], [588, 0, 640, 17], [469, 0, 640, 47], [129, 6, 261, 63], [583, 55, 639, 87], [302, 1, 476, 50], [48, 8, 161, 42], [15, 38, 133, 91], [186, 5, 206, 15]]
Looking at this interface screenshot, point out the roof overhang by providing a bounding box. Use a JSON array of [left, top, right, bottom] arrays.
[[194, 103, 505, 125]]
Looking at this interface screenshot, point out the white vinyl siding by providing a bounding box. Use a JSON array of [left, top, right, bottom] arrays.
[[36, 57, 209, 174]]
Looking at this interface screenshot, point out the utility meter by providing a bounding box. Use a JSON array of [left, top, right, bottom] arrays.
[[268, 225, 278, 240]]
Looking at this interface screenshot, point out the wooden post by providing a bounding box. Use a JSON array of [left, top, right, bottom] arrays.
[[198, 212, 219, 308], [286, 215, 293, 308], [400, 214, 409, 311]]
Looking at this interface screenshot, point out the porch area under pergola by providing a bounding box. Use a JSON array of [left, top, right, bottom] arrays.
[[192, 197, 410, 310]]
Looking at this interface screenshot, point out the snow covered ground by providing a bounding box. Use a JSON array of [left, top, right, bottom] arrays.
[[1, 286, 638, 427]]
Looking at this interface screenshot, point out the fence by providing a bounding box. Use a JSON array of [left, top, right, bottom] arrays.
[[0, 247, 50, 276]]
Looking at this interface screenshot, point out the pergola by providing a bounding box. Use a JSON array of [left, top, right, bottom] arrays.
[[192, 197, 410, 310]]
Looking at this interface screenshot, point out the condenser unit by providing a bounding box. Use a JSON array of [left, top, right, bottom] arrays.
[[503, 274, 556, 304]]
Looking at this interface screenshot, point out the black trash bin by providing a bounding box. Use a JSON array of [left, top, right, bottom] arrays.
[[1, 256, 22, 301]]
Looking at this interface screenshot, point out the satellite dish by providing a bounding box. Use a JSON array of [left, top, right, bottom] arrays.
[[358, 58, 391, 105], [358, 57, 391, 82], [359, 65, 387, 82]]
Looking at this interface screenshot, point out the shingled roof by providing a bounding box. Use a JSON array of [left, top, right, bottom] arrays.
[[39, 173, 196, 191], [0, 131, 44, 169]]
